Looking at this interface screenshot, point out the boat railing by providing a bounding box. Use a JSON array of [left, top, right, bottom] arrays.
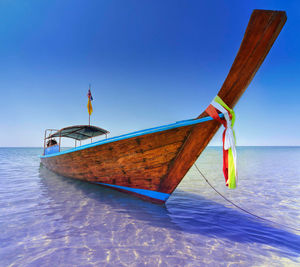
[[43, 127, 109, 155]]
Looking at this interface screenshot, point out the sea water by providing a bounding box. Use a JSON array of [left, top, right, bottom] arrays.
[[0, 147, 299, 266]]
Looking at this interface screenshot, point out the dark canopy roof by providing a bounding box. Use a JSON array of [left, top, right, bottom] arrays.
[[48, 125, 109, 141]]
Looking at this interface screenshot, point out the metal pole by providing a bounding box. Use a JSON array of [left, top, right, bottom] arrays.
[[89, 83, 91, 126], [59, 131, 61, 152], [49, 130, 52, 146], [43, 130, 47, 155]]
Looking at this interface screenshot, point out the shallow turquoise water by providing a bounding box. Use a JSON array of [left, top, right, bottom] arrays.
[[0, 147, 299, 266]]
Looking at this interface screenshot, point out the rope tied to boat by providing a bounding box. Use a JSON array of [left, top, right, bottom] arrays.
[[194, 163, 300, 232], [206, 96, 237, 189]]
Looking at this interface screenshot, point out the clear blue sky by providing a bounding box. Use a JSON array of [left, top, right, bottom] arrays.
[[0, 0, 299, 147]]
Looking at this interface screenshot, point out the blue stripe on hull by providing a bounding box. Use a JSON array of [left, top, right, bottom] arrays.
[[40, 114, 224, 159], [96, 182, 170, 202]]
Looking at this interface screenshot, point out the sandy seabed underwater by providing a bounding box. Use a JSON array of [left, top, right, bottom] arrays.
[[0, 146, 300, 266]]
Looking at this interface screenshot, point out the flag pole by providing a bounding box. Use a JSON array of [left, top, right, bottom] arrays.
[[89, 84, 91, 126]]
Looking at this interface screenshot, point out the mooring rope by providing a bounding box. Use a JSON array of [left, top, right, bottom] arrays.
[[194, 163, 300, 232]]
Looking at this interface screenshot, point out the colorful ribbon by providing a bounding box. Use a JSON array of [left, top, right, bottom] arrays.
[[205, 96, 237, 189]]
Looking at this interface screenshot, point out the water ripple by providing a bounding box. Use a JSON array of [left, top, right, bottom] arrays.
[[0, 147, 299, 266]]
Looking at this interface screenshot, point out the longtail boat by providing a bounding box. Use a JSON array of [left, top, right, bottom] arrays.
[[40, 10, 286, 204]]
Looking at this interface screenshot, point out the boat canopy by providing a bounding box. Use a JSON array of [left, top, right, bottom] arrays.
[[47, 125, 109, 141]]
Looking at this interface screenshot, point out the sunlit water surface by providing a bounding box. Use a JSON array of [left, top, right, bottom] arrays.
[[0, 147, 300, 266]]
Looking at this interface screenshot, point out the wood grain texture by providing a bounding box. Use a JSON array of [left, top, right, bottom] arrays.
[[41, 10, 286, 201], [42, 126, 193, 191], [158, 10, 286, 194]]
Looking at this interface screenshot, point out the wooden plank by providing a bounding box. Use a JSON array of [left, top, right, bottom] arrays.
[[216, 10, 287, 110], [42, 126, 192, 190]]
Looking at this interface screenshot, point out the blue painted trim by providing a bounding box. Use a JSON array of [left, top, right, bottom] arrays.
[[40, 114, 223, 159], [96, 182, 170, 201], [44, 145, 59, 155]]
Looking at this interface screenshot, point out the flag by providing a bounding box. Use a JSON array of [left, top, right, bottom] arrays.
[[87, 89, 93, 101], [87, 89, 93, 115]]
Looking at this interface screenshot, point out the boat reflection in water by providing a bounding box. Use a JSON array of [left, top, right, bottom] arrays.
[[39, 165, 300, 263]]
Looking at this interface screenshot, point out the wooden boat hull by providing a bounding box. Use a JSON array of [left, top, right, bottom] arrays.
[[41, 118, 216, 203], [40, 10, 286, 203]]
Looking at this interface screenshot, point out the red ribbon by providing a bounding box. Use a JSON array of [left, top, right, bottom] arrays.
[[206, 104, 230, 186]]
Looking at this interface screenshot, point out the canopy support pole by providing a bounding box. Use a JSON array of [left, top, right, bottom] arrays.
[[43, 130, 47, 155], [59, 131, 61, 152]]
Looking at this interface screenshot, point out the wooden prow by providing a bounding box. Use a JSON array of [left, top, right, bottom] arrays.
[[201, 9, 287, 115], [159, 10, 287, 193]]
